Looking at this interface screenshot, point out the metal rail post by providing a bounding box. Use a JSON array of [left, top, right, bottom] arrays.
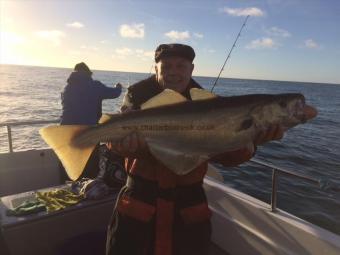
[[271, 169, 278, 212], [7, 125, 13, 153]]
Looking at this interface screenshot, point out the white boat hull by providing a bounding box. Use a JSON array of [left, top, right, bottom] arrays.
[[204, 169, 340, 255]]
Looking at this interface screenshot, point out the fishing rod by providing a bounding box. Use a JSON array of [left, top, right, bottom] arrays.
[[211, 15, 250, 92], [149, 64, 154, 76]]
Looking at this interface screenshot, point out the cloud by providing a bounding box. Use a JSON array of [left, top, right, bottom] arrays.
[[80, 45, 99, 51], [35, 30, 65, 46], [113, 47, 153, 61], [246, 37, 277, 49], [304, 39, 319, 49], [120, 23, 145, 38], [137, 49, 154, 58], [144, 51, 154, 58], [194, 32, 204, 39], [115, 47, 134, 56], [222, 7, 264, 17], [164, 30, 190, 41], [67, 22, 84, 28], [136, 49, 154, 61], [266, 26, 291, 37], [1, 31, 27, 45]]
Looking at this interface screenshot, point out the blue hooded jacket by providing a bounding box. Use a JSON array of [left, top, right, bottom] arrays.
[[60, 71, 121, 125]]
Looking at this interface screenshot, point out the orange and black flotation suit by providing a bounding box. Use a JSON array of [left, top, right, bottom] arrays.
[[106, 75, 212, 255]]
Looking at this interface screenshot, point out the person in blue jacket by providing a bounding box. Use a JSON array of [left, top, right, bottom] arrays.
[[59, 62, 123, 181], [61, 62, 122, 125]]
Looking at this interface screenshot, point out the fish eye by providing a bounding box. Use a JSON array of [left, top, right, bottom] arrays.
[[238, 118, 253, 131]]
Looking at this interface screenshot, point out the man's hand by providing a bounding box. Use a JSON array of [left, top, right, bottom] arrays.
[[108, 132, 147, 157], [108, 105, 148, 156], [115, 83, 123, 89], [211, 124, 284, 167], [253, 124, 284, 145]]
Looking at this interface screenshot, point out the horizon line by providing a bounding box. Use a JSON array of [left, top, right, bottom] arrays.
[[1, 63, 339, 86]]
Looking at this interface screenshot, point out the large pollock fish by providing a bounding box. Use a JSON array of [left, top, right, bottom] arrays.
[[40, 88, 317, 180]]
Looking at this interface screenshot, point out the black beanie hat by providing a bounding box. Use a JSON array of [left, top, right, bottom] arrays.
[[74, 62, 92, 75]]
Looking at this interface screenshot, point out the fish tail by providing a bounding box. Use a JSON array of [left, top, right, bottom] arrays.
[[39, 125, 96, 181]]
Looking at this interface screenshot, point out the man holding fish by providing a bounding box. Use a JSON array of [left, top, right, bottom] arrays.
[[40, 43, 317, 255], [103, 44, 315, 255]]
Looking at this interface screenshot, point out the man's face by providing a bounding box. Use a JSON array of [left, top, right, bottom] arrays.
[[155, 56, 194, 93]]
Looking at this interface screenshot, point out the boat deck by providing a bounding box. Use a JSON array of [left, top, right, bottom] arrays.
[[0, 186, 231, 255]]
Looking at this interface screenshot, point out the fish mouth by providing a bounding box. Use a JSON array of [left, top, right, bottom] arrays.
[[293, 99, 318, 123], [280, 95, 317, 126], [303, 104, 318, 120]]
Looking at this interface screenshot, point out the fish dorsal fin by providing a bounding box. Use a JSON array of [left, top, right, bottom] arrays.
[[39, 125, 96, 181], [141, 89, 188, 110], [99, 113, 114, 124], [190, 88, 217, 101]]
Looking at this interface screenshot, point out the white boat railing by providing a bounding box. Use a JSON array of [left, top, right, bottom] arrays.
[[0, 119, 60, 153], [1, 119, 338, 212], [248, 158, 336, 211]]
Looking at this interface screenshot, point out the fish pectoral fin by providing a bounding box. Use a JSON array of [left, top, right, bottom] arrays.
[[39, 125, 95, 181], [98, 113, 115, 124], [147, 142, 209, 175], [190, 88, 218, 101], [141, 89, 188, 110]]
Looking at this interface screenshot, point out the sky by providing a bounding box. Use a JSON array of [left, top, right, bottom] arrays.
[[1, 0, 339, 84]]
